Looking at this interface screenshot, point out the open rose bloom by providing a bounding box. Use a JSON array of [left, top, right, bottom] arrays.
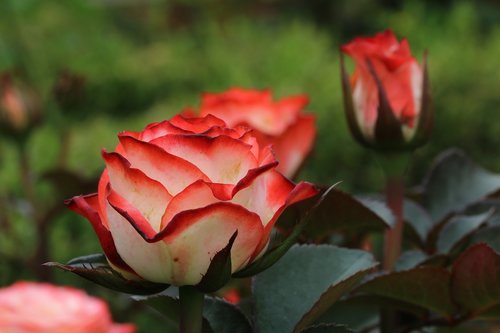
[[340, 30, 432, 150], [195, 88, 316, 178], [0, 282, 135, 333], [67, 114, 317, 287]]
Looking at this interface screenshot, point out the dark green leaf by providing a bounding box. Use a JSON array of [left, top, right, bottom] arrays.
[[356, 267, 457, 317], [314, 296, 379, 331], [45, 253, 169, 295], [420, 149, 500, 222], [451, 243, 500, 318], [203, 297, 252, 333], [404, 199, 433, 244], [133, 291, 180, 326], [395, 250, 428, 271], [254, 244, 377, 333], [436, 211, 492, 254], [196, 231, 237, 293], [470, 226, 500, 251]]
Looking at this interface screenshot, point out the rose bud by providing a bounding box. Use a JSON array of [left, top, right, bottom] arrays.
[[66, 114, 318, 288], [0, 73, 42, 138], [0, 281, 135, 333], [195, 88, 316, 178], [340, 30, 432, 151]]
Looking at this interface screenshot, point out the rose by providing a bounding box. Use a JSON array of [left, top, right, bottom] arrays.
[[0, 282, 135, 333], [67, 114, 318, 287], [194, 88, 316, 178], [340, 30, 432, 150]]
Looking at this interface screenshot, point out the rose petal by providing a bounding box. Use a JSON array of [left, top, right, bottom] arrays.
[[65, 194, 135, 274], [160, 203, 263, 285], [118, 135, 210, 195], [103, 151, 172, 232], [272, 114, 316, 177], [106, 201, 174, 283], [150, 135, 258, 185]]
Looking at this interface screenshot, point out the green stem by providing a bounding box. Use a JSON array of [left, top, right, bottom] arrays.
[[382, 176, 405, 271], [179, 286, 204, 333]]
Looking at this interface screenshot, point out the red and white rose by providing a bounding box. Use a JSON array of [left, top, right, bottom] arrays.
[[67, 114, 317, 286]]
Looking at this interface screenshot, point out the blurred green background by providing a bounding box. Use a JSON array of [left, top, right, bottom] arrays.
[[0, 0, 499, 331]]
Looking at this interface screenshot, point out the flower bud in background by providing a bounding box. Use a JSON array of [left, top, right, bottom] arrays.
[[66, 114, 318, 287], [195, 88, 316, 178], [340, 30, 432, 151], [52, 69, 86, 114], [0, 281, 135, 333], [0, 73, 42, 139]]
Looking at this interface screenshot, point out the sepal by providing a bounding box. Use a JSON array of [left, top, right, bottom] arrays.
[[45, 253, 169, 295]]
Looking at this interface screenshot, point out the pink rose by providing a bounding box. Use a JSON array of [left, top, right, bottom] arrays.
[[196, 88, 316, 178], [0, 282, 135, 333], [67, 114, 318, 286], [341, 30, 431, 148]]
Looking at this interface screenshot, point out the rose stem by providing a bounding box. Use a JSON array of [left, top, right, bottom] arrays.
[[382, 175, 405, 271], [179, 286, 204, 333]]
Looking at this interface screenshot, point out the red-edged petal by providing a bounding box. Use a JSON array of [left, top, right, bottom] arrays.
[[105, 200, 174, 283], [169, 114, 226, 133], [118, 135, 210, 195], [272, 114, 316, 178], [160, 202, 263, 286], [65, 194, 135, 274], [233, 171, 318, 260], [150, 135, 258, 185], [138, 120, 192, 142], [160, 180, 219, 230], [97, 170, 110, 228], [103, 151, 172, 232]]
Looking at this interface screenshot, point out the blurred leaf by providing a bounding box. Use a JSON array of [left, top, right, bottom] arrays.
[[196, 231, 236, 293], [395, 250, 428, 271], [45, 253, 169, 295], [403, 199, 433, 245], [203, 297, 252, 333], [436, 211, 492, 254], [471, 226, 500, 251], [356, 267, 457, 317], [254, 244, 377, 333], [133, 292, 180, 326], [451, 243, 500, 318], [419, 149, 500, 222], [302, 188, 391, 240], [299, 324, 355, 333]]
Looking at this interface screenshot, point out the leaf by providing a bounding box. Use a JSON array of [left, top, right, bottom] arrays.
[[471, 226, 500, 251], [436, 211, 492, 254], [133, 291, 180, 326], [395, 250, 428, 271], [254, 244, 377, 333], [419, 149, 500, 222], [451, 243, 500, 318], [45, 253, 169, 295], [403, 199, 433, 245], [314, 296, 379, 331], [196, 232, 237, 293], [203, 297, 253, 333], [299, 324, 355, 333], [356, 267, 457, 318]]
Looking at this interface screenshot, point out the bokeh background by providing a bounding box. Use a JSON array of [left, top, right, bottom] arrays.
[[0, 0, 499, 331]]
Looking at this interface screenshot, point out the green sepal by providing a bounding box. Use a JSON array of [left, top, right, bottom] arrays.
[[45, 253, 169, 295]]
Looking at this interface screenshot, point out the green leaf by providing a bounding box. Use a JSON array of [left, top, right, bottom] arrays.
[[45, 254, 169, 295], [299, 324, 355, 333], [254, 244, 377, 333], [196, 231, 237, 293], [203, 297, 252, 333], [404, 199, 433, 245], [133, 291, 180, 326], [314, 296, 379, 331], [420, 149, 500, 222], [395, 250, 428, 271], [436, 211, 492, 254], [471, 226, 500, 251], [451, 243, 500, 318], [356, 267, 457, 318]]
